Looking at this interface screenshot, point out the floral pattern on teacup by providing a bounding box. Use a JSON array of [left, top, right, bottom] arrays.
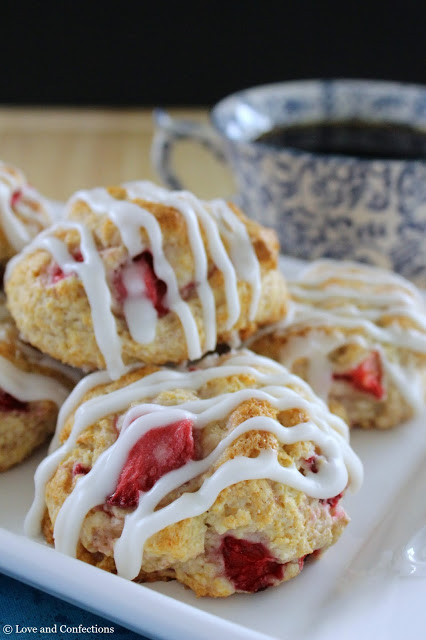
[[215, 81, 426, 285]]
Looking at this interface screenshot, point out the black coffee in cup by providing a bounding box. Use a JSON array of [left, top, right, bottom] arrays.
[[254, 121, 426, 160], [154, 79, 426, 284]]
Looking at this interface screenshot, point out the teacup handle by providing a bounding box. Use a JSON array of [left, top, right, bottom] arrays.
[[151, 109, 228, 190]]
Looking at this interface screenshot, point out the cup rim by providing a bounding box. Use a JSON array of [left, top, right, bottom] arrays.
[[210, 78, 426, 164]]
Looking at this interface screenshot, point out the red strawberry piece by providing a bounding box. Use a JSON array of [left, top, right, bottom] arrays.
[[180, 281, 197, 301], [50, 264, 66, 284], [320, 492, 343, 510], [112, 269, 127, 304], [114, 252, 168, 316], [10, 190, 22, 208], [221, 536, 285, 593], [107, 418, 194, 508], [73, 250, 84, 262], [301, 549, 322, 564], [304, 456, 319, 473], [48, 250, 84, 285], [333, 351, 384, 399], [140, 253, 168, 316], [0, 389, 29, 412], [72, 462, 89, 477]]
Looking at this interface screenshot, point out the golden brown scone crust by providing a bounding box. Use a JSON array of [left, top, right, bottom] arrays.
[[0, 317, 76, 471], [0, 163, 51, 266], [0, 402, 59, 472], [42, 354, 350, 597], [6, 188, 288, 370]]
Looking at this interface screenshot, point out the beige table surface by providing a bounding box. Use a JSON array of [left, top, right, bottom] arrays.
[[0, 108, 234, 201]]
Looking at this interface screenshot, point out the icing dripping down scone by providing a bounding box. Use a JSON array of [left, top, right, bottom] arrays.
[[250, 260, 426, 429], [0, 162, 59, 266], [0, 295, 80, 471], [5, 182, 288, 378], [25, 349, 363, 597]]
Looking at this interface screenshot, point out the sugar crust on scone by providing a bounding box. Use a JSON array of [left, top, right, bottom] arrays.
[[26, 350, 363, 597], [250, 260, 426, 429], [5, 182, 288, 377]]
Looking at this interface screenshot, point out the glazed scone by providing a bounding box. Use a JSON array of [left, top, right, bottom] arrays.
[[26, 350, 362, 597], [0, 298, 80, 471], [5, 182, 287, 377], [0, 162, 58, 266], [250, 260, 426, 429]]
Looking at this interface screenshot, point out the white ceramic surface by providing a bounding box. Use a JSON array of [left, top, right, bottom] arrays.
[[0, 257, 425, 639]]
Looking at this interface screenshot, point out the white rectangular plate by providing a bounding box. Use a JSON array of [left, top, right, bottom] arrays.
[[0, 257, 425, 640]]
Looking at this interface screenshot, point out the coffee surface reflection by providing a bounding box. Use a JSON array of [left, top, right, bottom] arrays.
[[255, 121, 426, 160]]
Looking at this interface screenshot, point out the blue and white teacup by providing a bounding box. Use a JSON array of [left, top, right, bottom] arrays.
[[152, 79, 426, 285]]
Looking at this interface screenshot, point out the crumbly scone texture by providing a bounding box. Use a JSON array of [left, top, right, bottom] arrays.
[[0, 164, 51, 266], [42, 356, 349, 597], [6, 188, 288, 370], [250, 265, 426, 429], [0, 401, 59, 472], [0, 320, 75, 472]]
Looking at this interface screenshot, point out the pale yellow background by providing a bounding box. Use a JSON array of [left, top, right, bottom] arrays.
[[0, 108, 234, 201]]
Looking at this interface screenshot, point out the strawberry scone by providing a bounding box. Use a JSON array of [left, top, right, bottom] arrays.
[[5, 182, 287, 377], [0, 297, 79, 471], [25, 349, 362, 597], [250, 260, 426, 429], [0, 162, 58, 267]]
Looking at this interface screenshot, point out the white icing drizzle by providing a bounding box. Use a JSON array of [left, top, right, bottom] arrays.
[[0, 355, 70, 407], [378, 349, 426, 415], [289, 260, 426, 337], [39, 196, 65, 223], [123, 181, 261, 325], [0, 295, 77, 410], [6, 222, 126, 380], [6, 182, 262, 379], [24, 371, 114, 534], [253, 260, 426, 415], [124, 183, 219, 349], [0, 163, 53, 251], [25, 350, 363, 581], [48, 370, 114, 453], [16, 340, 82, 386], [297, 259, 423, 299]]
